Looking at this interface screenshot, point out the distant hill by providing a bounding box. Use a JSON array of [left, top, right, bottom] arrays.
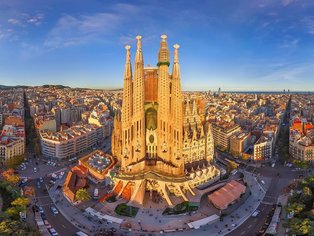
[[0, 85, 30, 90], [42, 84, 71, 89]]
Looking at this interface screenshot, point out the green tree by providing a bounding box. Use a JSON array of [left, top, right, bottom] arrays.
[[301, 186, 313, 207], [4, 207, 19, 219], [75, 188, 90, 202], [289, 218, 310, 235], [11, 197, 29, 211], [286, 202, 306, 216]]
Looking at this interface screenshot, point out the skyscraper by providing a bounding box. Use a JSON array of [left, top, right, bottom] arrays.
[[111, 35, 219, 206]]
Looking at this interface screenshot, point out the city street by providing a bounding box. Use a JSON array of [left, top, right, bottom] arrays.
[[29, 178, 78, 235]]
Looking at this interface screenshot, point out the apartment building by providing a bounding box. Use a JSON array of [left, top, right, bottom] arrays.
[[230, 132, 251, 157], [212, 122, 241, 151], [40, 124, 103, 159], [253, 135, 272, 160]]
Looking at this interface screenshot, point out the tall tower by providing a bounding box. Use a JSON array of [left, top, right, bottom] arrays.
[[121, 45, 133, 170], [132, 36, 146, 171], [171, 44, 184, 175], [157, 35, 171, 165]]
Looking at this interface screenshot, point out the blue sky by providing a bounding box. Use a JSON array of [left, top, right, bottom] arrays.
[[0, 0, 314, 91]]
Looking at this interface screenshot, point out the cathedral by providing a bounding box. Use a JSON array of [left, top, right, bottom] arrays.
[[111, 35, 219, 206]]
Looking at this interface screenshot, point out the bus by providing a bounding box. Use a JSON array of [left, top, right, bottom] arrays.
[[93, 188, 99, 200]]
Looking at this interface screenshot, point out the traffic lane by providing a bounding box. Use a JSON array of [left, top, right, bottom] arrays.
[[32, 179, 78, 236], [228, 204, 272, 236], [41, 204, 78, 236]]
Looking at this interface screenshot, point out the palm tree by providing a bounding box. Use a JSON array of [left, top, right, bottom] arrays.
[[75, 188, 91, 202]]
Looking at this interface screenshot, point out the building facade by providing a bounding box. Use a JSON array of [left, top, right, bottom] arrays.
[[253, 135, 272, 160], [40, 124, 102, 159], [212, 122, 241, 151], [111, 35, 218, 206]]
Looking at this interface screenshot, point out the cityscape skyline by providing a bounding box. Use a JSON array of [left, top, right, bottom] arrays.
[[1, 0, 314, 91]]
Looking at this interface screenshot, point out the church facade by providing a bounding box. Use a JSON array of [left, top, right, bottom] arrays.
[[111, 35, 219, 206]]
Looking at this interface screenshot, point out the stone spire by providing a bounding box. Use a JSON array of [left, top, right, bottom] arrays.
[[122, 45, 133, 140], [158, 35, 170, 64], [135, 35, 143, 63], [157, 34, 171, 164], [121, 45, 133, 169], [132, 35, 146, 166]]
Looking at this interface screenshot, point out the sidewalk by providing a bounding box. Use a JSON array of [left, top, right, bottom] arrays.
[[277, 194, 288, 236], [48, 170, 270, 236]]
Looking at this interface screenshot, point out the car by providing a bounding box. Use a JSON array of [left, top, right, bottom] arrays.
[[43, 219, 49, 226], [33, 167, 37, 173], [52, 162, 56, 167], [18, 182, 27, 188], [50, 206, 59, 215], [38, 206, 44, 214], [37, 182, 41, 189], [231, 223, 237, 227], [39, 177, 44, 183], [261, 180, 265, 185], [41, 213, 47, 221], [252, 210, 260, 217], [48, 228, 59, 236], [47, 161, 51, 165]]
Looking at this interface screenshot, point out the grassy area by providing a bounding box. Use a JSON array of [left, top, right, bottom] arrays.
[[162, 201, 199, 215], [114, 203, 139, 217]]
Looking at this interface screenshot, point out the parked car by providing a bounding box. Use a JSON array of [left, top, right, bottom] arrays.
[[38, 206, 44, 214], [39, 177, 44, 183], [41, 213, 47, 221], [48, 228, 59, 236], [50, 206, 59, 215], [33, 167, 37, 173]]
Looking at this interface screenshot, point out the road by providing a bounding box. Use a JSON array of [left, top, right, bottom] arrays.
[[30, 178, 78, 236], [228, 164, 307, 236]]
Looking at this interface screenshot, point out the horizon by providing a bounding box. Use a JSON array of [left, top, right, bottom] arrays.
[[1, 83, 314, 93], [1, 0, 314, 90]]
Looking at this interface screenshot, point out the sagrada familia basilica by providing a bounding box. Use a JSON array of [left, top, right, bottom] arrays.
[[111, 35, 220, 206]]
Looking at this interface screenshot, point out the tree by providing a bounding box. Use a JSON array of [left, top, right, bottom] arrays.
[[0, 219, 27, 235], [289, 218, 310, 235], [5, 155, 24, 168], [2, 169, 20, 185], [301, 187, 313, 207], [11, 197, 29, 211], [4, 207, 19, 219], [286, 202, 306, 216], [75, 188, 90, 202]]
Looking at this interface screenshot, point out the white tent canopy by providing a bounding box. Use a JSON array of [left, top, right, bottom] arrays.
[[187, 214, 220, 229], [85, 207, 123, 224]]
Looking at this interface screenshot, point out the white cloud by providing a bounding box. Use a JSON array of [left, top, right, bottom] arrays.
[[258, 63, 314, 83], [282, 0, 294, 6], [280, 38, 299, 48], [8, 18, 21, 25], [302, 16, 314, 34], [44, 13, 123, 48]]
